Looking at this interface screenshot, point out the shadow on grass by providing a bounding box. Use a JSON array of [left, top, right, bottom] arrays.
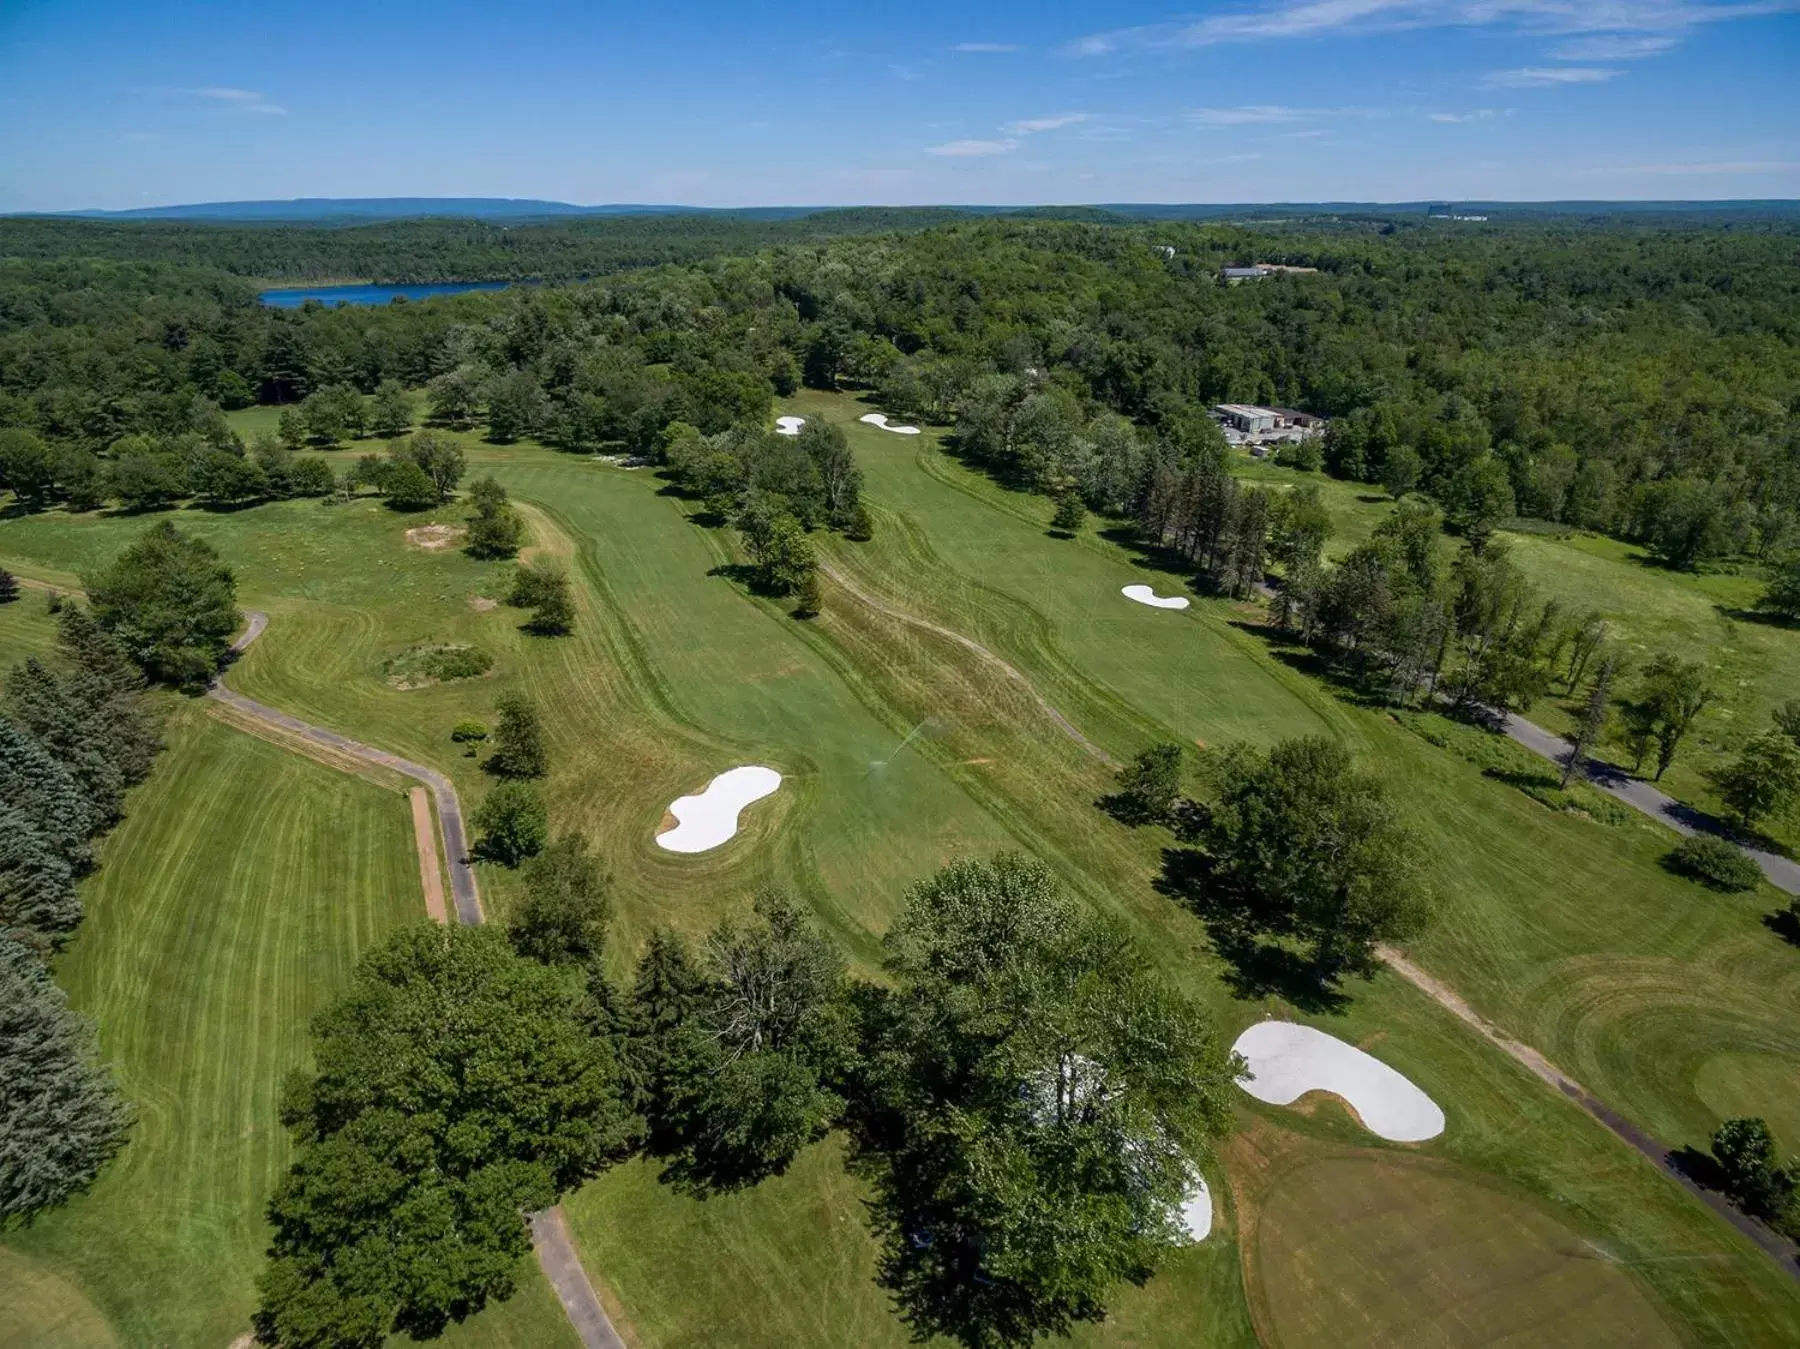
[[1667, 1144, 1728, 1193], [1156, 846, 1351, 1015], [1718, 604, 1797, 630], [1762, 907, 1800, 947]]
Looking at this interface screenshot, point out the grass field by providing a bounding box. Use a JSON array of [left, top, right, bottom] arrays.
[[0, 700, 577, 1348], [4, 398, 1800, 1346]]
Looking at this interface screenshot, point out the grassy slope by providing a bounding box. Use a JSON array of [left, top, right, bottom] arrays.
[[4, 406, 1798, 1343]]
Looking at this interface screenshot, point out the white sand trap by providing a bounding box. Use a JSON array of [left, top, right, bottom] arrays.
[[775, 415, 806, 436], [1122, 584, 1190, 611], [655, 766, 782, 853], [859, 412, 921, 436], [1232, 1021, 1445, 1142], [1178, 1174, 1213, 1242]]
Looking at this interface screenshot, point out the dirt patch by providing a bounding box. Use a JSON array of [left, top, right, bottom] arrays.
[[468, 595, 499, 612], [410, 788, 448, 924], [405, 523, 466, 550], [656, 809, 678, 837]]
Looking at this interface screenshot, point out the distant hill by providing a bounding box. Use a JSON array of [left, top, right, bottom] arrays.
[[45, 197, 825, 223]]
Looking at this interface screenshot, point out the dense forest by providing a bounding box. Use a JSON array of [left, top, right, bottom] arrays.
[[2, 214, 1797, 565]]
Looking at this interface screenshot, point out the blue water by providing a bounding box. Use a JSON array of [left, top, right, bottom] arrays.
[[258, 281, 512, 308]]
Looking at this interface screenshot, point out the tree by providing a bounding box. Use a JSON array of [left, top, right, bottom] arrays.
[[1758, 559, 1800, 622], [488, 693, 547, 778], [394, 431, 465, 503], [508, 834, 609, 966], [742, 508, 815, 596], [1637, 654, 1715, 780], [473, 781, 548, 866], [1110, 743, 1183, 825], [1774, 699, 1800, 749], [1050, 489, 1086, 536], [0, 938, 135, 1229], [0, 428, 58, 509], [380, 458, 437, 510], [793, 568, 822, 619], [369, 380, 415, 439], [1711, 1117, 1797, 1223], [646, 894, 848, 1192], [1713, 731, 1800, 831], [465, 476, 524, 560], [616, 930, 711, 1149], [254, 924, 634, 1348], [850, 855, 1236, 1348], [1194, 736, 1435, 981], [0, 569, 17, 604], [511, 564, 573, 636], [84, 521, 238, 688], [1381, 443, 1422, 500], [1561, 654, 1617, 788], [846, 501, 874, 541]]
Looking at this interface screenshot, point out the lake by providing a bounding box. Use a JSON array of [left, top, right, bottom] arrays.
[[258, 281, 513, 308]]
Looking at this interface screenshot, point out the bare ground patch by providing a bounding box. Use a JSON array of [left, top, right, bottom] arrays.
[[404, 523, 466, 550]]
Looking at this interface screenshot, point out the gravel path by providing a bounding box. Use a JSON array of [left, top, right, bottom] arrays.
[[818, 560, 1119, 768], [1497, 711, 1800, 895], [212, 610, 625, 1348]]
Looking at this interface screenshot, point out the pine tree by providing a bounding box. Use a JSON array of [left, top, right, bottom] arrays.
[[1050, 490, 1085, 536], [3, 659, 126, 828], [0, 804, 81, 939], [1, 937, 135, 1226], [0, 719, 96, 875], [0, 568, 18, 604], [794, 568, 822, 619]]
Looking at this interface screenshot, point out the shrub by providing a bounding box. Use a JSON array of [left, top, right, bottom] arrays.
[[1665, 835, 1762, 892], [383, 644, 493, 689], [451, 720, 489, 744]]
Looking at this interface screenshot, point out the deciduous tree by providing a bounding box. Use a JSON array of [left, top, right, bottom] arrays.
[[85, 522, 238, 688]]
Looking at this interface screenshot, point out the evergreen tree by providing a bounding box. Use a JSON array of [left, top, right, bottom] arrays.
[[0, 568, 18, 604], [0, 937, 135, 1227], [618, 930, 711, 1148], [793, 568, 822, 619], [1050, 489, 1086, 536], [0, 718, 96, 878], [0, 803, 81, 940], [3, 658, 126, 828]]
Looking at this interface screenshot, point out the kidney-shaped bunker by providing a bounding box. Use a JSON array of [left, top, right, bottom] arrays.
[[656, 766, 783, 853], [1233, 1020, 1445, 1142]]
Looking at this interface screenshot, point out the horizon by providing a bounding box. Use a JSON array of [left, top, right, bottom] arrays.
[[2, 1, 1797, 213]]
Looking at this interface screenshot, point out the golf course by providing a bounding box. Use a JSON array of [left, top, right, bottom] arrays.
[[4, 382, 1798, 1346]]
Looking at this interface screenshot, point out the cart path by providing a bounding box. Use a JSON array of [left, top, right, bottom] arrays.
[[818, 559, 1120, 768], [1381, 946, 1799, 1275], [1497, 710, 1800, 895], [212, 610, 626, 1349]]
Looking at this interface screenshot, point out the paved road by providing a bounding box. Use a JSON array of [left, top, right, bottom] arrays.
[[1382, 948, 1799, 1277], [1499, 711, 1800, 895], [214, 611, 483, 925], [212, 610, 624, 1349]]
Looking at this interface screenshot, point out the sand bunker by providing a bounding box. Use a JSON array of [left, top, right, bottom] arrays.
[[1232, 1021, 1445, 1142], [655, 766, 782, 853], [1121, 584, 1190, 610], [1178, 1174, 1213, 1241], [775, 416, 806, 436], [859, 412, 921, 436]]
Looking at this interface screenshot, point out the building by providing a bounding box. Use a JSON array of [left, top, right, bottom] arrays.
[[1221, 266, 1269, 283], [1214, 404, 1279, 435]]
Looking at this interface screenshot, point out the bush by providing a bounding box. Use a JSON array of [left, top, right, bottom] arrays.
[[382, 644, 493, 689], [451, 720, 489, 744], [1666, 834, 1763, 892]]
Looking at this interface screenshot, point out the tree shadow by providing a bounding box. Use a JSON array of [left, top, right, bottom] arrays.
[[1667, 1144, 1727, 1193], [1762, 907, 1800, 947], [1155, 846, 1351, 1015], [706, 561, 777, 595], [1718, 604, 1796, 630], [1096, 791, 1160, 828]]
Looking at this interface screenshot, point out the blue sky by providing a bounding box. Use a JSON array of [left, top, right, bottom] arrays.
[[1, 0, 1795, 210]]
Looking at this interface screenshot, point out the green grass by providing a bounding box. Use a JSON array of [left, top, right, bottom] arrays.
[[5, 400, 1800, 1345], [0, 704, 576, 1348]]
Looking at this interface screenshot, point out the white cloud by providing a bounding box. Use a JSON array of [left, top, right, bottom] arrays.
[[951, 42, 1021, 53], [1188, 104, 1376, 124], [1548, 33, 1681, 58], [1069, 2, 1797, 57], [1429, 108, 1498, 121], [1003, 112, 1091, 133], [924, 137, 1022, 157], [1485, 65, 1623, 86], [181, 86, 285, 114]]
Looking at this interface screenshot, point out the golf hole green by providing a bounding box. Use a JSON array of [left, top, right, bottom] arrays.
[[1251, 1153, 1676, 1348]]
